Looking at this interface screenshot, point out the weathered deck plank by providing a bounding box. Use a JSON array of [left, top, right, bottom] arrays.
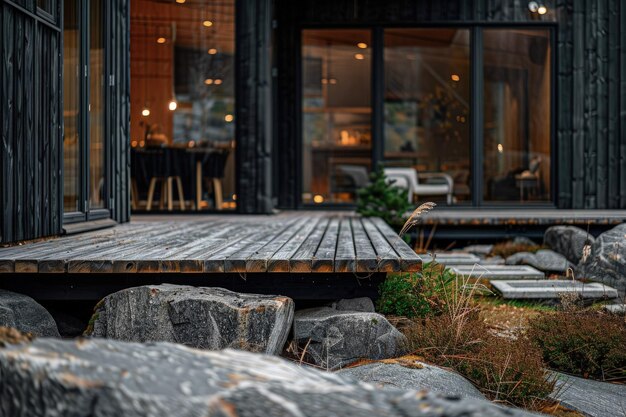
[[0, 213, 421, 274]]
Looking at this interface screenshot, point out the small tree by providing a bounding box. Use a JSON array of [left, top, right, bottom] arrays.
[[356, 165, 411, 227]]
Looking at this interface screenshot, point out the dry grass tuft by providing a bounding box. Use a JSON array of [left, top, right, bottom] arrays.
[[0, 327, 33, 347], [399, 202, 436, 238]]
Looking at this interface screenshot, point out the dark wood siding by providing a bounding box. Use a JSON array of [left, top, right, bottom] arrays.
[[1, 0, 62, 243], [235, 0, 274, 213], [275, 0, 626, 209], [107, 0, 130, 223]]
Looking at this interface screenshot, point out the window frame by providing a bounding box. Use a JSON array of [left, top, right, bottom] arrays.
[[62, 0, 111, 224], [297, 22, 557, 209]]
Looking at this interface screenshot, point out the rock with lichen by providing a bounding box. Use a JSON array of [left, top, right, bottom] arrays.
[[0, 338, 539, 417], [85, 284, 293, 354], [0, 290, 60, 337]]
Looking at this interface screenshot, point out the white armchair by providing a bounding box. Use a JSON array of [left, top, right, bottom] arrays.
[[384, 167, 454, 204]]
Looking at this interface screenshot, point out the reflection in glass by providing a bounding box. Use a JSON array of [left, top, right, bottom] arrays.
[[483, 29, 551, 203], [302, 29, 372, 204], [130, 0, 236, 211], [63, 0, 80, 212], [89, 0, 106, 209], [384, 29, 471, 204]]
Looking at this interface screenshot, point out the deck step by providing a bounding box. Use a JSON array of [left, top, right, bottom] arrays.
[[449, 264, 545, 280], [491, 280, 618, 300]]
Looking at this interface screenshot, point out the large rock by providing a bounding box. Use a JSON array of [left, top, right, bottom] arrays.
[[578, 223, 626, 291], [0, 290, 59, 337], [87, 284, 293, 355], [293, 307, 407, 370], [338, 358, 485, 400], [550, 371, 626, 417], [331, 297, 375, 312], [0, 338, 537, 417], [544, 226, 594, 264], [505, 249, 571, 273]]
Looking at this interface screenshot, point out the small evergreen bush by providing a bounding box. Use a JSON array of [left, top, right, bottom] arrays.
[[377, 263, 455, 318], [356, 165, 411, 227]]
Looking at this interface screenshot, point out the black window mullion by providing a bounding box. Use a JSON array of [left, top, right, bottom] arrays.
[[82, 0, 91, 218], [470, 26, 483, 207], [371, 27, 384, 168]]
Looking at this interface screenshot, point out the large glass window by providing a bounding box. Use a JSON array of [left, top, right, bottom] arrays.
[[384, 29, 471, 204], [483, 29, 551, 203], [300, 27, 552, 207], [63, 0, 80, 213], [130, 0, 236, 211], [301, 29, 372, 205]]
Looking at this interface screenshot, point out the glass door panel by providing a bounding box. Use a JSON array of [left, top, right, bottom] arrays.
[[89, 0, 106, 209], [384, 28, 471, 205], [482, 29, 551, 203], [302, 29, 372, 205], [63, 0, 80, 213]]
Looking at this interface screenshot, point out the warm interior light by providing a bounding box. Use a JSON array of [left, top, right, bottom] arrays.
[[497, 143, 504, 153], [451, 74, 460, 82], [313, 195, 324, 204], [329, 78, 337, 85], [175, 0, 185, 3], [357, 42, 368, 49], [203, 20, 213, 27], [168, 100, 177, 111], [207, 48, 217, 55], [157, 37, 166, 44], [224, 114, 234, 122], [354, 53, 365, 60], [214, 79, 223, 85], [537, 5, 547, 14], [141, 108, 150, 117], [204, 78, 214, 85]]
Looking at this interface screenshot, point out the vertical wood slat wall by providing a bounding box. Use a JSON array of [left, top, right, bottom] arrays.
[[1, 0, 63, 244], [275, 0, 626, 210]]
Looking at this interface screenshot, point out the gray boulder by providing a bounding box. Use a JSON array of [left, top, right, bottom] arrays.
[[87, 284, 293, 354], [0, 290, 59, 337], [0, 338, 537, 417], [505, 249, 571, 273], [550, 371, 626, 417], [338, 359, 485, 400], [463, 244, 494, 257], [293, 307, 407, 370], [544, 226, 594, 264], [578, 223, 626, 291], [332, 297, 375, 312]]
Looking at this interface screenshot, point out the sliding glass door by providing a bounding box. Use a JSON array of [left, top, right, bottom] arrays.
[[300, 26, 553, 207], [63, 0, 110, 222]]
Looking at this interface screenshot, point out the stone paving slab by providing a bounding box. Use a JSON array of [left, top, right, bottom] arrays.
[[491, 280, 618, 300], [449, 265, 545, 280], [421, 253, 481, 266]]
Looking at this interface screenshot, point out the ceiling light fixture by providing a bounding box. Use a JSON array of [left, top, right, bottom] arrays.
[[214, 79, 223, 85], [451, 74, 460, 82], [537, 5, 548, 14], [207, 48, 217, 55], [157, 37, 166, 44], [224, 114, 234, 122], [141, 107, 150, 117], [354, 53, 365, 60], [175, 0, 186, 3], [203, 20, 213, 27], [357, 42, 367, 49], [168, 100, 177, 111], [204, 78, 214, 85]]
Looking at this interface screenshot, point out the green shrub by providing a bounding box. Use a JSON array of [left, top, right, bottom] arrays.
[[528, 310, 626, 380], [377, 263, 455, 318], [357, 165, 411, 227]]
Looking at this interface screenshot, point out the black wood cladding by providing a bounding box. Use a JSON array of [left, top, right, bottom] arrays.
[[275, 0, 626, 209], [1, 1, 62, 243], [108, 0, 131, 224]]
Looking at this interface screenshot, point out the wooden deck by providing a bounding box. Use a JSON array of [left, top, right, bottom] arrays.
[[419, 209, 626, 226], [0, 213, 421, 274]]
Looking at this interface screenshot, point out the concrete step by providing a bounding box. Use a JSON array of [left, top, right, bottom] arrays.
[[491, 280, 619, 300], [420, 253, 481, 266]]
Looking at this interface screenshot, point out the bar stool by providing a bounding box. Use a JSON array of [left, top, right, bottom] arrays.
[[144, 148, 186, 211]]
